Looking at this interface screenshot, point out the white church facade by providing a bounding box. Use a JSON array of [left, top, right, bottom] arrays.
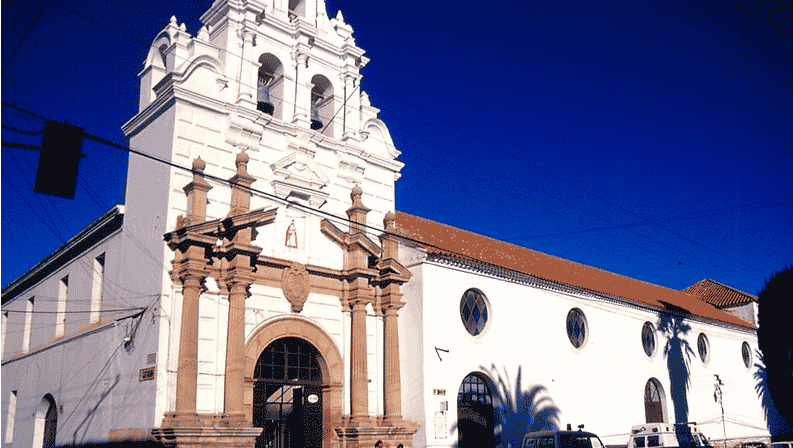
[[1, 1, 774, 447]]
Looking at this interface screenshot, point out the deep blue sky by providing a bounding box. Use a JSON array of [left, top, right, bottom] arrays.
[[2, 0, 791, 295]]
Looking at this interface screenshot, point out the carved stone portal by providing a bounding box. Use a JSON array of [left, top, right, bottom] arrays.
[[282, 262, 310, 312]]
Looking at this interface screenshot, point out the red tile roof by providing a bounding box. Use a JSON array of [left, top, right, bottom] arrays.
[[682, 278, 757, 308], [394, 211, 755, 330]]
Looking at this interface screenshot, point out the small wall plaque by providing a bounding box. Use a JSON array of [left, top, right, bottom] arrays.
[[139, 367, 155, 382], [433, 389, 446, 396], [434, 412, 447, 439]]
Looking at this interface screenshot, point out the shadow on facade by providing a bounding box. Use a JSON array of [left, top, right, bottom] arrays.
[[753, 350, 793, 440], [657, 313, 693, 423], [451, 365, 560, 448]]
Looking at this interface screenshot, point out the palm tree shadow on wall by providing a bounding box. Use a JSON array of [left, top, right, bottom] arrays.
[[657, 313, 694, 423], [451, 365, 560, 448], [753, 350, 793, 439]]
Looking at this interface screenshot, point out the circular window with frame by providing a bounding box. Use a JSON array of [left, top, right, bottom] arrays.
[[741, 341, 752, 368], [460, 289, 489, 336], [697, 333, 710, 364], [641, 322, 656, 357], [566, 308, 587, 349]]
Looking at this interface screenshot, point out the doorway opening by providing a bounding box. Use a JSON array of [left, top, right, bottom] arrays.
[[253, 337, 324, 448]]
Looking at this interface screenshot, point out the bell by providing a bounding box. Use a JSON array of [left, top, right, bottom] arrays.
[[310, 92, 323, 130], [257, 72, 274, 115]]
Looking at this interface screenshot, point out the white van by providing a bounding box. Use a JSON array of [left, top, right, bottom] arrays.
[[522, 429, 606, 448], [627, 423, 713, 448]]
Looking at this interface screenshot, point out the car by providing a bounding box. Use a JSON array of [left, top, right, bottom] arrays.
[[769, 442, 793, 448], [627, 423, 713, 448], [522, 428, 606, 448], [741, 442, 767, 448]]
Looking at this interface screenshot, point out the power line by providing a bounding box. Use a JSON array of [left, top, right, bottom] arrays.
[[3, 101, 775, 294]]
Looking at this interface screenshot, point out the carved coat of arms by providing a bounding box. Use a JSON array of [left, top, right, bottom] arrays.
[[282, 262, 310, 313]]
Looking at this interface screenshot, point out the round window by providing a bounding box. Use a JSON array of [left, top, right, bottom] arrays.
[[697, 333, 710, 364], [566, 308, 587, 349], [641, 322, 656, 357], [460, 289, 488, 336], [742, 341, 752, 368]]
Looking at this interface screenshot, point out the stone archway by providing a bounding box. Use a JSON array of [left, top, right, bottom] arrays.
[[245, 316, 344, 448]]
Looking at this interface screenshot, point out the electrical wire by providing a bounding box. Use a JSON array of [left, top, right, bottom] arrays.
[[1, 0, 779, 290]]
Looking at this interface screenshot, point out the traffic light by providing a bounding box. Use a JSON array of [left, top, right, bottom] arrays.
[[34, 120, 85, 199]]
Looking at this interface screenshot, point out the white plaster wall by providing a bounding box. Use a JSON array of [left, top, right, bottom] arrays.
[[1, 227, 162, 445], [402, 260, 767, 448]]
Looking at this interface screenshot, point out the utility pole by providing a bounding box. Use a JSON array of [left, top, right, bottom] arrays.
[[714, 374, 727, 448]]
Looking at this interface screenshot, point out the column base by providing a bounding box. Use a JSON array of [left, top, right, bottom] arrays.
[[155, 413, 262, 448], [335, 415, 420, 448]]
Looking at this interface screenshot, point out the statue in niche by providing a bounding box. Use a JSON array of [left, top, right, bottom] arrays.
[[285, 221, 298, 248]]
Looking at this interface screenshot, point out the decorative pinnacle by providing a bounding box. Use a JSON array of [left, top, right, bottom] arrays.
[[236, 150, 249, 168], [384, 211, 396, 231], [192, 156, 206, 173], [351, 184, 363, 202]]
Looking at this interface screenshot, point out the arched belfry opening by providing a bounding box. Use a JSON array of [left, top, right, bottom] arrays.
[[258, 54, 285, 119], [253, 337, 323, 448], [288, 0, 306, 19], [458, 372, 495, 448], [310, 75, 334, 134]]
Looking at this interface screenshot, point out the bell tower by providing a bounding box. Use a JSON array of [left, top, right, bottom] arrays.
[[123, 1, 417, 447]]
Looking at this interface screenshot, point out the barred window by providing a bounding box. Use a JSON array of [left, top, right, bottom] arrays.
[[458, 372, 492, 405]]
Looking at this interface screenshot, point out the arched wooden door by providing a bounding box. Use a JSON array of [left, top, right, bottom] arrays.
[[458, 372, 494, 448]]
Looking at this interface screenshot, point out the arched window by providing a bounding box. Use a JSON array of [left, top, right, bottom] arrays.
[[644, 379, 666, 423], [310, 75, 334, 135], [32, 394, 57, 448], [257, 54, 284, 120], [458, 373, 494, 448]]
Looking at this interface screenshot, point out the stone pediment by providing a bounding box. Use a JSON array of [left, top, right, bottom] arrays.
[[270, 135, 330, 208], [270, 151, 329, 186]]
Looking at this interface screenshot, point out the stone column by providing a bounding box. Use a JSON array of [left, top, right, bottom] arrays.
[[346, 185, 373, 424], [223, 151, 256, 423], [237, 27, 256, 106], [349, 298, 369, 423], [381, 301, 403, 424], [223, 281, 248, 421], [342, 74, 359, 141], [170, 158, 212, 422], [292, 52, 310, 127], [379, 212, 405, 425], [174, 273, 203, 419]]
